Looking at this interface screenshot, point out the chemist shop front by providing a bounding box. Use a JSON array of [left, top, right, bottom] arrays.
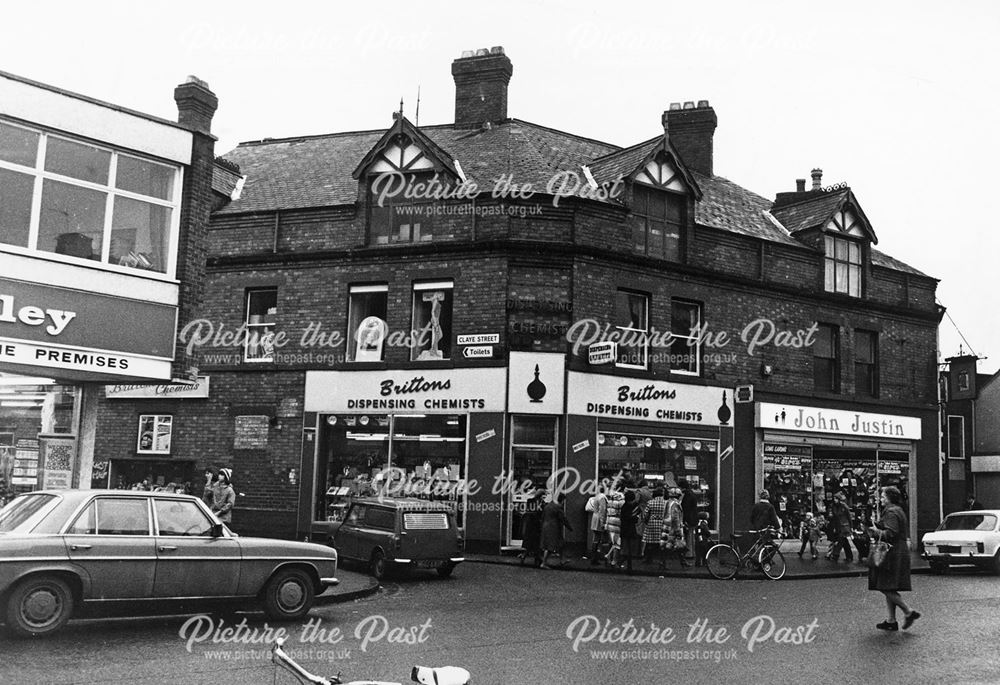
[[754, 402, 922, 537]]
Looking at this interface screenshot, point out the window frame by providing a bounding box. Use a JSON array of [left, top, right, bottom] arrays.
[[824, 234, 863, 297], [244, 287, 278, 363], [153, 498, 214, 537], [813, 323, 841, 392], [137, 414, 173, 455], [614, 289, 649, 370], [0, 118, 183, 279], [629, 183, 684, 261], [854, 329, 879, 397], [947, 415, 966, 460], [669, 299, 702, 376], [410, 280, 454, 362], [367, 169, 438, 246], [347, 284, 389, 362]]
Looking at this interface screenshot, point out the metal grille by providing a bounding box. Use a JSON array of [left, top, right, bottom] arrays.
[[403, 512, 449, 530]]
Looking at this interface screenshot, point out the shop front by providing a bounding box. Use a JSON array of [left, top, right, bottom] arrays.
[[755, 402, 922, 538]]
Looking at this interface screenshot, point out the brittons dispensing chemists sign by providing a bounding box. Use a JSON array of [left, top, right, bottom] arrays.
[[0, 279, 176, 380]]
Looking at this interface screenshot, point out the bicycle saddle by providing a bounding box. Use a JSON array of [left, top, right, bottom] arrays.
[[411, 665, 471, 685]]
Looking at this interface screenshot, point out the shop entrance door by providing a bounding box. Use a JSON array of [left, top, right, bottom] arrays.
[[506, 447, 555, 548]]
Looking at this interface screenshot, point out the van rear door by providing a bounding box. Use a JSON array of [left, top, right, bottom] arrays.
[[400, 509, 454, 564]]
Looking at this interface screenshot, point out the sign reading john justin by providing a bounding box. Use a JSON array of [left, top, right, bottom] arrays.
[[755, 402, 922, 440]]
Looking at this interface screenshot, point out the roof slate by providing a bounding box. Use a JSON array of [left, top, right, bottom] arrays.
[[770, 190, 848, 234]]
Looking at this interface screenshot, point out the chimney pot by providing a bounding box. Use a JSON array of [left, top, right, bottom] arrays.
[[811, 168, 823, 190], [697, 99, 710, 108], [490, 46, 504, 55], [683, 101, 695, 109], [796, 178, 806, 192], [174, 75, 218, 135], [669, 102, 682, 110], [475, 48, 489, 56], [461, 50, 474, 58]]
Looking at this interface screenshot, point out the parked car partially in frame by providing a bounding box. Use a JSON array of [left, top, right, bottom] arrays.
[[314, 497, 464, 580], [921, 509, 1000, 574], [0, 490, 338, 637]]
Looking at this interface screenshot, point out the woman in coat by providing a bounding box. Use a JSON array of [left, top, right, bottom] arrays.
[[540, 493, 572, 568], [619, 490, 641, 574], [660, 487, 690, 568], [869, 486, 921, 631], [641, 488, 667, 562], [603, 486, 625, 567], [518, 491, 545, 567]]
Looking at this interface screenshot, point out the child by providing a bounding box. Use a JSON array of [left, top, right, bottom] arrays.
[[694, 511, 712, 566], [797, 511, 819, 559]]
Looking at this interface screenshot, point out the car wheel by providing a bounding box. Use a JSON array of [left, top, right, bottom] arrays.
[[262, 568, 314, 621], [370, 550, 386, 580], [436, 564, 455, 578], [928, 560, 947, 575], [5, 575, 74, 638]]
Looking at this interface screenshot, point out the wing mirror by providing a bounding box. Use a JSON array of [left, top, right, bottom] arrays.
[[210, 523, 224, 537]]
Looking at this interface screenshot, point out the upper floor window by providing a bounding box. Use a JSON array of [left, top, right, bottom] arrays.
[[669, 300, 701, 375], [0, 119, 181, 276], [347, 284, 388, 362], [958, 371, 970, 392], [614, 290, 648, 369], [824, 235, 862, 297], [137, 414, 172, 454], [854, 330, 878, 397], [411, 281, 453, 361], [629, 184, 683, 261], [947, 415, 965, 459], [244, 288, 277, 362], [813, 324, 840, 392]]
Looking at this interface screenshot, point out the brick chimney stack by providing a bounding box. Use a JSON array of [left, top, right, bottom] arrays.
[[452, 47, 513, 128], [665, 101, 717, 177], [811, 168, 823, 191], [174, 75, 218, 135]]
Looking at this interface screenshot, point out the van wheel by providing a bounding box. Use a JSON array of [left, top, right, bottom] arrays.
[[370, 550, 386, 580], [5, 575, 74, 638], [263, 568, 314, 621], [437, 564, 455, 578]]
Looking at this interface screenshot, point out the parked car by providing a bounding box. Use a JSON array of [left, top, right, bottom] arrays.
[[0, 490, 339, 637], [318, 497, 464, 580], [921, 509, 1000, 574]]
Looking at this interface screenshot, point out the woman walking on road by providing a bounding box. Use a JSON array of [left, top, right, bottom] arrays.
[[870, 486, 921, 631], [603, 485, 625, 567], [540, 493, 573, 569], [518, 491, 545, 567]]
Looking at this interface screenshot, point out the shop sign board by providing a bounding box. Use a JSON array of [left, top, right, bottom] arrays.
[[105, 376, 210, 399], [234, 415, 269, 449], [39, 436, 75, 489], [756, 402, 921, 440], [588, 342, 616, 365], [462, 346, 493, 359], [457, 334, 499, 345], [508, 352, 565, 414], [566, 371, 732, 426], [305, 368, 507, 413], [11, 438, 39, 486], [763, 443, 813, 472]]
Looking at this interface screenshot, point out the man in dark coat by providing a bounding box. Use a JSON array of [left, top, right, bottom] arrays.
[[540, 494, 572, 569], [826, 492, 854, 562], [681, 481, 699, 559]]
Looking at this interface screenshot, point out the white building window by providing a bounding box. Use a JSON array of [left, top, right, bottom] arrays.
[[244, 288, 278, 362], [137, 414, 172, 454], [824, 235, 862, 297], [0, 119, 182, 277], [347, 284, 388, 362], [411, 281, 453, 361]]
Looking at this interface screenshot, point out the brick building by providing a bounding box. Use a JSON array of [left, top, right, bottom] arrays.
[[941, 354, 1000, 509], [94, 48, 943, 550]]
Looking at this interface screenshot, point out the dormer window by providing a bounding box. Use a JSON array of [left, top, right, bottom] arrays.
[[824, 234, 862, 297], [629, 185, 684, 261], [369, 170, 436, 245]]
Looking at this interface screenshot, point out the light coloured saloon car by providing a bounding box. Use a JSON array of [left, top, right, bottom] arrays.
[[921, 509, 1000, 574], [0, 490, 338, 637]]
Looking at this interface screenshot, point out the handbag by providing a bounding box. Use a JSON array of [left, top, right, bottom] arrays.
[[869, 529, 891, 568]]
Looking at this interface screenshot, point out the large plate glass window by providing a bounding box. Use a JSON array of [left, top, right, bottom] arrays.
[[137, 414, 172, 454], [244, 288, 278, 362], [0, 120, 181, 276], [614, 289, 648, 369], [347, 284, 388, 362], [411, 281, 453, 361], [669, 299, 701, 375]]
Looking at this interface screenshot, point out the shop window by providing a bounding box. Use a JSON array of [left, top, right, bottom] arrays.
[[669, 300, 701, 375], [629, 184, 683, 261], [854, 330, 878, 397], [614, 289, 648, 369], [824, 235, 862, 297], [244, 288, 278, 362], [137, 415, 172, 454], [0, 120, 180, 276], [947, 415, 965, 459], [411, 281, 453, 361], [813, 324, 840, 392], [369, 170, 436, 245], [347, 284, 389, 362]]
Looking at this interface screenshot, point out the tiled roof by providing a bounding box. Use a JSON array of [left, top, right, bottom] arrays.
[[211, 119, 930, 278]]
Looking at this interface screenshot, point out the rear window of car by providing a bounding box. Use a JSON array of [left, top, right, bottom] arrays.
[[940, 514, 997, 531], [0, 493, 58, 533], [365, 507, 396, 530], [403, 512, 449, 530]]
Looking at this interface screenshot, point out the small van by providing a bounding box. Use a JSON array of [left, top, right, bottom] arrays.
[[327, 497, 464, 579]]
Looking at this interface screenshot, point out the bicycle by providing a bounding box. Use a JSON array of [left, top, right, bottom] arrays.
[[704, 527, 786, 580], [271, 637, 471, 685]]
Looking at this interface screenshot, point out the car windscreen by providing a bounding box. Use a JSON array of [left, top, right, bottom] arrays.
[[939, 514, 997, 531], [0, 493, 58, 533]]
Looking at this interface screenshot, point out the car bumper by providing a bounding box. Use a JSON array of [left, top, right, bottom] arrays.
[[921, 552, 991, 562], [390, 557, 465, 569], [320, 576, 340, 587]]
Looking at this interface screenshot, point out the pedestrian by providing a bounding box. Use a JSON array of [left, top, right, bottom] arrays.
[[659, 486, 690, 569], [797, 511, 819, 559], [212, 468, 236, 525], [540, 493, 572, 569], [619, 490, 641, 574], [869, 486, 920, 631], [749, 489, 780, 543], [202, 467, 216, 509], [826, 493, 854, 562], [681, 481, 699, 562], [966, 494, 985, 511], [694, 511, 712, 566], [604, 484, 625, 567], [641, 487, 667, 563], [518, 491, 545, 567], [585, 485, 608, 565]]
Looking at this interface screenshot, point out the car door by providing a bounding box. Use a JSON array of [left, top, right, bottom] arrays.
[[334, 504, 366, 561], [152, 497, 241, 598], [63, 496, 156, 600]]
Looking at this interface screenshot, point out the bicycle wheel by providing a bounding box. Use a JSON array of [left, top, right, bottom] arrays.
[[758, 546, 786, 580], [705, 544, 740, 579]]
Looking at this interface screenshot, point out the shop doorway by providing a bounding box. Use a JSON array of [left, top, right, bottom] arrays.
[[505, 416, 558, 549]]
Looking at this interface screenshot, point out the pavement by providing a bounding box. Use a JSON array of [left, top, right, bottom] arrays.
[[316, 567, 381, 603], [465, 538, 931, 580]]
